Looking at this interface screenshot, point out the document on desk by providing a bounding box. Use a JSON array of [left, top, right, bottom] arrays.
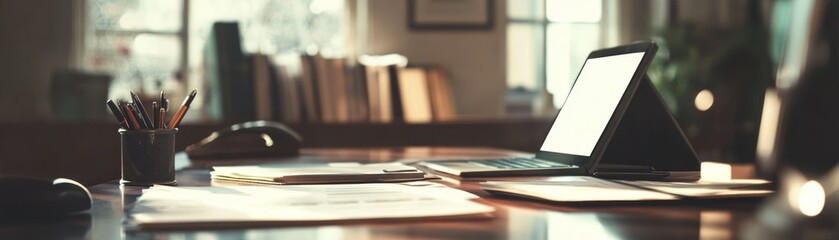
[[481, 176, 773, 203], [127, 182, 493, 230], [210, 162, 433, 184]]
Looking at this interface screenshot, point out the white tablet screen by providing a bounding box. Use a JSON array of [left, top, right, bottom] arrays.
[[540, 52, 646, 156]]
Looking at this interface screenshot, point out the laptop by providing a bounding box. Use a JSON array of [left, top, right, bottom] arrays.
[[420, 41, 701, 181]]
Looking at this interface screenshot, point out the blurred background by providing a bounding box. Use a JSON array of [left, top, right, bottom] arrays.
[[0, 0, 813, 184]]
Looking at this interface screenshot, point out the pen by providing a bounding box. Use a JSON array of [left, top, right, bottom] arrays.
[[123, 104, 141, 130], [159, 107, 166, 129], [159, 91, 166, 112], [152, 101, 159, 129], [130, 101, 150, 129], [168, 90, 197, 129], [106, 99, 129, 129], [130, 91, 153, 128]]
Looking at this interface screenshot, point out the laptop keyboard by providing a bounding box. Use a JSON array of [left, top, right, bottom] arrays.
[[469, 158, 571, 169]]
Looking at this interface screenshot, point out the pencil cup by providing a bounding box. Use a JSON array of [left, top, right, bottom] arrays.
[[119, 128, 178, 186]]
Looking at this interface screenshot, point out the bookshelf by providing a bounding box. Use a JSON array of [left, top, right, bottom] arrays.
[[203, 23, 459, 125]]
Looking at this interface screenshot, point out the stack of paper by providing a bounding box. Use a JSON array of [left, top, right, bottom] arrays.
[[128, 182, 494, 230], [481, 176, 773, 203], [211, 163, 432, 184]]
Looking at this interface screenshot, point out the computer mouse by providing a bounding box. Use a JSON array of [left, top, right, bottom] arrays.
[[0, 176, 92, 215], [186, 120, 303, 159]]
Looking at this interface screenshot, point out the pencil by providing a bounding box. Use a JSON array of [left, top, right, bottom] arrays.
[[152, 101, 159, 129], [168, 90, 197, 129], [159, 107, 166, 129], [123, 104, 141, 130], [130, 91, 153, 128]]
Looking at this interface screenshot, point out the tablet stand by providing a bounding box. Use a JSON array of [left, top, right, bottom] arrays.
[[596, 75, 701, 173]]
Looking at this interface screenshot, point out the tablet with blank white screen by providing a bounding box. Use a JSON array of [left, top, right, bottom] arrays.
[[420, 41, 700, 181], [540, 52, 646, 157]]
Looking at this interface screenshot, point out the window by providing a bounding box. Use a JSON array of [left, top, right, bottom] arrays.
[[507, 0, 605, 109], [85, 0, 345, 102], [87, 0, 184, 100]]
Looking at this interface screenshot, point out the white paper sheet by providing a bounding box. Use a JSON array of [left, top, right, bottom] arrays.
[[613, 179, 773, 198], [482, 177, 679, 202], [481, 177, 772, 203], [211, 163, 429, 184], [129, 182, 492, 229]]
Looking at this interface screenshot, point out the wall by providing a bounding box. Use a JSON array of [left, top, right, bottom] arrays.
[[362, 0, 507, 118], [0, 0, 83, 121]]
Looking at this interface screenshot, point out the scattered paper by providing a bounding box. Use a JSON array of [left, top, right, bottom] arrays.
[[482, 176, 773, 203], [613, 179, 773, 198], [211, 163, 431, 184], [128, 182, 492, 229], [483, 177, 679, 202]]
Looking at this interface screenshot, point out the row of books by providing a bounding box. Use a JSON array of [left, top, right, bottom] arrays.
[[204, 22, 456, 123], [261, 53, 456, 123]]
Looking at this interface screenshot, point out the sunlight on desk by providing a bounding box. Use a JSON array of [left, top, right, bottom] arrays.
[[700, 211, 732, 240], [547, 213, 617, 240]]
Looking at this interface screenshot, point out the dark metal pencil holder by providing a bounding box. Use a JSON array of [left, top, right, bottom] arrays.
[[119, 128, 178, 186]]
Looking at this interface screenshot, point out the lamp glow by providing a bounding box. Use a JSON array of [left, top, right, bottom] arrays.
[[695, 89, 714, 111], [798, 180, 825, 217]]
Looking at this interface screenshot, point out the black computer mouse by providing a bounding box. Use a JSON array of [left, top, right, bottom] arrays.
[[186, 120, 303, 159], [0, 176, 92, 215]]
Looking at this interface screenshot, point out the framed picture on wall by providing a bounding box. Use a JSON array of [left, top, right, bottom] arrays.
[[408, 0, 494, 30]]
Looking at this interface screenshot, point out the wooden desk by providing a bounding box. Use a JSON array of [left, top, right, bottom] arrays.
[[7, 147, 761, 239]]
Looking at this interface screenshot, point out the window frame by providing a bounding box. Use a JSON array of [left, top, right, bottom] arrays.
[[506, 0, 605, 109]]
